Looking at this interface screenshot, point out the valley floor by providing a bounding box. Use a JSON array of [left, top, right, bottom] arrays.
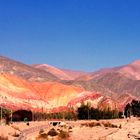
[[0, 118, 140, 140]]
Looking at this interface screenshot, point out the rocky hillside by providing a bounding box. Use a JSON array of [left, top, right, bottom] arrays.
[[63, 60, 140, 98], [0, 73, 83, 111], [0, 56, 58, 82], [33, 64, 73, 80], [0, 56, 140, 112], [0, 73, 134, 112]]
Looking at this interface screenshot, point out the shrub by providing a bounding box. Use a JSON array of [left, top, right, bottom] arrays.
[[26, 122, 29, 126], [119, 124, 122, 129], [36, 133, 48, 140], [69, 126, 72, 129], [138, 131, 140, 134], [58, 130, 69, 139], [12, 132, 20, 137], [102, 122, 118, 128], [47, 128, 58, 136], [39, 129, 44, 134], [81, 122, 101, 127], [89, 122, 101, 127]]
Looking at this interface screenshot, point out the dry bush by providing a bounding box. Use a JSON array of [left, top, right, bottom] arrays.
[[138, 131, 140, 134], [89, 122, 101, 127], [47, 128, 58, 136], [39, 129, 44, 134], [81, 122, 101, 127], [36, 133, 48, 140], [81, 121, 118, 128], [26, 122, 30, 126], [119, 124, 122, 129], [68, 126, 73, 132], [12, 131, 20, 137], [102, 122, 118, 128], [58, 130, 69, 139], [0, 135, 8, 140], [68, 126, 72, 129]]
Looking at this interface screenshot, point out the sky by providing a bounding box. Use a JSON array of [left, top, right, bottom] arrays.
[[0, 0, 140, 72]]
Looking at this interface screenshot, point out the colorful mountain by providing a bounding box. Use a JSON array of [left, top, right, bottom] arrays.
[[0, 73, 83, 111], [0, 56, 140, 113], [0, 56, 58, 82]]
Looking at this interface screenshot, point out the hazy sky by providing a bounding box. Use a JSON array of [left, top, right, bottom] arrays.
[[0, 0, 140, 71]]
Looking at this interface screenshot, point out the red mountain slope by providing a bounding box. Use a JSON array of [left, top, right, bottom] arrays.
[[0, 73, 83, 111]]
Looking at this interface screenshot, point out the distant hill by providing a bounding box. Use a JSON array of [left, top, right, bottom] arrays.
[[62, 60, 140, 98], [60, 69, 88, 80], [0, 56, 58, 82], [33, 64, 88, 80], [33, 64, 73, 80]]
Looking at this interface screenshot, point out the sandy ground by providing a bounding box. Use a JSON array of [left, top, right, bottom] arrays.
[[0, 118, 140, 140], [0, 121, 48, 140], [68, 118, 140, 140]]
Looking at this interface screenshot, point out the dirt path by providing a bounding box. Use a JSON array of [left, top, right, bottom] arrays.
[[16, 124, 49, 140]]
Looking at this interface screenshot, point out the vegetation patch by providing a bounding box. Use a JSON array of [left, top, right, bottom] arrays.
[[81, 121, 117, 128], [58, 130, 70, 140], [12, 131, 20, 137], [77, 103, 119, 120], [36, 133, 48, 140], [39, 129, 45, 134], [47, 128, 58, 136], [102, 122, 118, 128], [81, 122, 101, 127]]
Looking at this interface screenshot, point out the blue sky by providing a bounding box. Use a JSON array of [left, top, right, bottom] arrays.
[[0, 0, 140, 71]]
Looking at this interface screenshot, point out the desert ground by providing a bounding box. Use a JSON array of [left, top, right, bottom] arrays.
[[0, 117, 140, 140]]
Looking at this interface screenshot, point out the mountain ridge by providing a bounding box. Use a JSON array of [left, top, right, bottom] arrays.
[[0, 56, 140, 112]]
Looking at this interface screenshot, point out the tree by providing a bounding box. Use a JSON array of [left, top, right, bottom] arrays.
[[124, 103, 132, 118], [77, 104, 90, 120]]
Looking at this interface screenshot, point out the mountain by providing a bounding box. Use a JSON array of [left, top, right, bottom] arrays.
[[0, 73, 83, 111], [117, 60, 140, 80], [33, 64, 73, 80], [67, 91, 134, 111], [33, 64, 88, 80], [0, 56, 140, 113], [63, 60, 140, 98], [0, 56, 58, 82], [76, 60, 140, 81], [61, 69, 88, 80], [0, 73, 133, 112]]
